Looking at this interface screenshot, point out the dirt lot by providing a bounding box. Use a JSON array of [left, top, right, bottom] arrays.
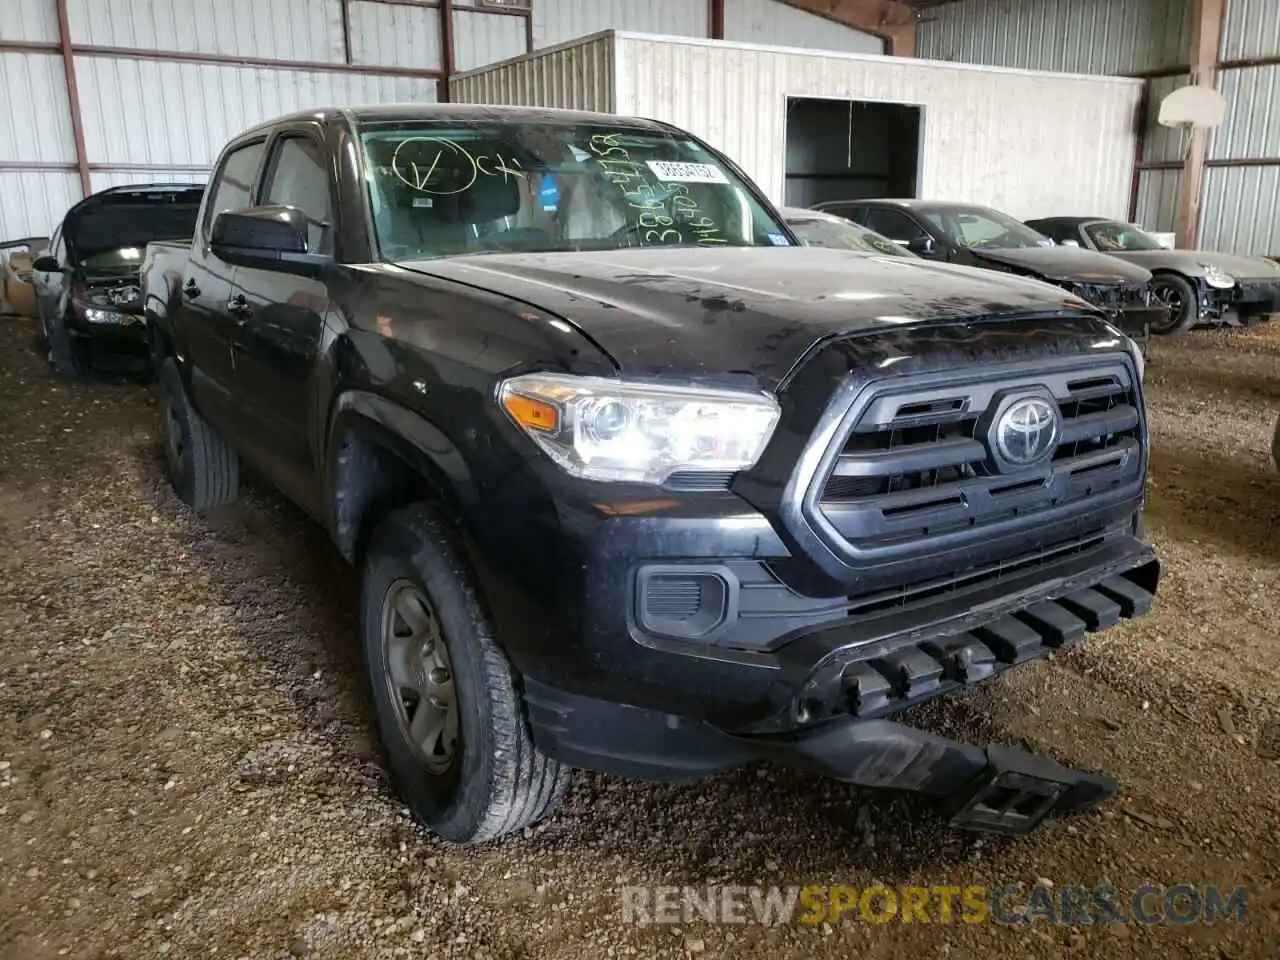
[[1, 316, 1277, 960]]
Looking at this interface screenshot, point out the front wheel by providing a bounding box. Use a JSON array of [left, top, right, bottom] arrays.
[[1149, 273, 1199, 335], [360, 503, 569, 844]]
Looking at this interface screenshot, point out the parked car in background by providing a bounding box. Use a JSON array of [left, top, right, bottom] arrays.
[[813, 199, 1166, 342], [1025, 216, 1280, 335], [143, 105, 1158, 845], [781, 206, 917, 257], [31, 184, 205, 377]]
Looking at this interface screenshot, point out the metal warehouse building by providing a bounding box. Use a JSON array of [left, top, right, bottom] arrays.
[[1, 0, 1277, 253]]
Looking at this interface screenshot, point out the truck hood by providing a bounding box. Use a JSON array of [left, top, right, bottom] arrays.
[[399, 247, 1104, 388], [968, 245, 1152, 284], [1097, 248, 1280, 280]]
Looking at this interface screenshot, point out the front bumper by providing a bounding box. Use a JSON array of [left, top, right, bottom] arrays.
[[1228, 278, 1280, 317], [67, 306, 148, 342]]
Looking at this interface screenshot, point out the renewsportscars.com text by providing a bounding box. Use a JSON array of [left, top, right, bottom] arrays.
[[620, 883, 1248, 926]]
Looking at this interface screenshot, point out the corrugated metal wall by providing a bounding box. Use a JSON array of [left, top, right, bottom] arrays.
[[531, 0, 708, 50], [1220, 0, 1280, 60], [918, 0, 1280, 254], [454, 7, 528, 73], [918, 0, 1191, 75], [0, 0, 72, 239], [453, 33, 615, 112], [1203, 0, 1280, 255], [0, 0, 457, 243], [917, 0, 1193, 239], [724, 0, 884, 55]]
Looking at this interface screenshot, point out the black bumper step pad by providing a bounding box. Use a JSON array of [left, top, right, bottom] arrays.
[[840, 571, 1153, 719], [1095, 575, 1154, 617]]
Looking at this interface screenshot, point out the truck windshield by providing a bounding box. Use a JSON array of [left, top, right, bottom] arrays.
[[358, 121, 792, 260]]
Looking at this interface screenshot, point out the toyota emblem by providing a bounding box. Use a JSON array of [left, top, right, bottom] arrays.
[[994, 396, 1060, 468]]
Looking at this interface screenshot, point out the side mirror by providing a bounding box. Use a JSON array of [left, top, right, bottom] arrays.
[[211, 205, 331, 277], [906, 235, 936, 256], [1059, 239, 1081, 248], [32, 255, 60, 272]]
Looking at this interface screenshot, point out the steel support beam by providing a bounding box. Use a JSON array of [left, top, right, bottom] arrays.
[[1174, 0, 1227, 249], [54, 0, 91, 197]]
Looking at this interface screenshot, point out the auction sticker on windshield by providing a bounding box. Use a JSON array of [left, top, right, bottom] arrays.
[[646, 161, 729, 184]]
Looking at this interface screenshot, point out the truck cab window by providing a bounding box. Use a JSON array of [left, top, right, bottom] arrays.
[[262, 137, 334, 256], [203, 140, 266, 239]]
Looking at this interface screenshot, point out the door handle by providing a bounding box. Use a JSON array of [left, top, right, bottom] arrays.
[[227, 294, 253, 321], [182, 279, 200, 299]]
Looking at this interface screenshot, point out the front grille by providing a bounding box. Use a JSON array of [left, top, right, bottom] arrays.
[[809, 357, 1142, 554]]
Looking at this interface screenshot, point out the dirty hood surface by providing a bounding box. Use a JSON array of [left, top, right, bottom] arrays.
[[968, 245, 1153, 284], [401, 246, 1099, 388]]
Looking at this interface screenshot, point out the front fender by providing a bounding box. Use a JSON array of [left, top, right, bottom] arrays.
[[324, 390, 480, 559]]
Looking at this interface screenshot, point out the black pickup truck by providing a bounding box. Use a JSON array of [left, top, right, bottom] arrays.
[[142, 104, 1159, 844]]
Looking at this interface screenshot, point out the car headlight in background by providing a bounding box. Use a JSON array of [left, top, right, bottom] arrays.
[[81, 306, 128, 324], [498, 373, 781, 484], [1200, 263, 1236, 289]]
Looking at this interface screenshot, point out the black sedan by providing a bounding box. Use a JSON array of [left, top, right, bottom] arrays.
[[31, 184, 205, 377], [1026, 216, 1280, 335], [811, 199, 1167, 341]]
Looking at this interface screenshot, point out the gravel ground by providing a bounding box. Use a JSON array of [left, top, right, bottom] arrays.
[[1, 316, 1278, 960]]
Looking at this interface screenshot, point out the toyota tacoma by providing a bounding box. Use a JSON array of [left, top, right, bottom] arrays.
[[141, 105, 1159, 844]]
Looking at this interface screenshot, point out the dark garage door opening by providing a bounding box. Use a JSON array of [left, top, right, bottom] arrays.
[[783, 97, 922, 208]]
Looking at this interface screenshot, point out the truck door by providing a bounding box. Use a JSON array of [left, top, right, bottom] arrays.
[[228, 128, 336, 514], [179, 138, 267, 436]]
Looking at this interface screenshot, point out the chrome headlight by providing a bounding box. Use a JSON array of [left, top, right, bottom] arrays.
[[1200, 263, 1235, 289], [498, 373, 781, 484]]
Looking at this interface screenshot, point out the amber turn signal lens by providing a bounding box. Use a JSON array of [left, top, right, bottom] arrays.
[[502, 393, 559, 432]]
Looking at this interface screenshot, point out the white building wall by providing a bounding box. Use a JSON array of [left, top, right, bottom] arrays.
[[724, 0, 883, 55], [458, 33, 1142, 220], [613, 35, 1142, 219]]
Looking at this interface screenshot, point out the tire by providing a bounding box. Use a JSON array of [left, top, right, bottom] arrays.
[[157, 357, 240, 510], [43, 311, 88, 378], [1148, 273, 1199, 335], [360, 503, 569, 844]]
